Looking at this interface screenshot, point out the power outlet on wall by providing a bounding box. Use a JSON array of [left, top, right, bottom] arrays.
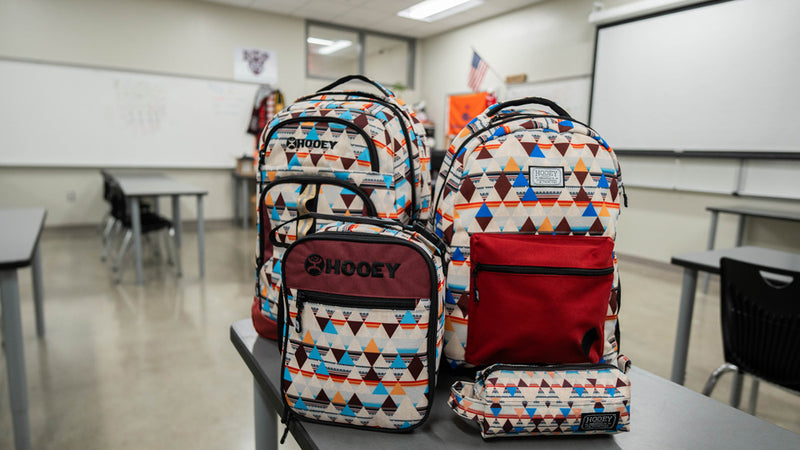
[[67, 190, 77, 202]]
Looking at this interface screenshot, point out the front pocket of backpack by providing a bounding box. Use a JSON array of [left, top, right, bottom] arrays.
[[465, 234, 614, 366], [283, 290, 431, 429]]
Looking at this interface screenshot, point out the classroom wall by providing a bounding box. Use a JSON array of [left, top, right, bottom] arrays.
[[0, 0, 421, 226], [419, 0, 800, 262]]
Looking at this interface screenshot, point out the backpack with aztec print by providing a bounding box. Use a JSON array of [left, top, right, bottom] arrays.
[[272, 213, 445, 432], [431, 97, 629, 370], [252, 75, 432, 340]]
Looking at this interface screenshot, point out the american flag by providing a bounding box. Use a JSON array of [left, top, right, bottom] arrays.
[[468, 51, 488, 92]]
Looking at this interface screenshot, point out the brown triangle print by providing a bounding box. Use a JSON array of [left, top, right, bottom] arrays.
[[275, 194, 285, 209], [476, 147, 493, 159], [576, 187, 590, 203], [558, 121, 574, 133], [574, 170, 588, 184], [294, 345, 308, 368], [520, 120, 535, 129], [586, 142, 600, 156], [348, 394, 363, 409], [364, 351, 380, 366], [316, 390, 330, 403], [520, 141, 537, 155], [331, 348, 346, 362], [341, 157, 355, 170], [589, 218, 605, 235], [555, 218, 572, 235], [353, 114, 369, 128], [407, 356, 424, 379], [476, 216, 493, 231], [610, 177, 619, 199], [456, 293, 470, 316], [383, 322, 399, 338], [459, 176, 476, 201], [341, 193, 355, 208], [315, 316, 330, 331], [494, 173, 512, 199], [520, 217, 536, 232], [554, 142, 570, 155], [309, 153, 324, 165], [347, 320, 363, 335]]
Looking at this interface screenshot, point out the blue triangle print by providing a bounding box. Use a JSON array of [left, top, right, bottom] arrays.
[[283, 367, 292, 382], [306, 127, 319, 141], [288, 154, 301, 168], [530, 144, 545, 158], [451, 247, 465, 262], [526, 408, 537, 417], [375, 111, 387, 121], [334, 172, 350, 180], [294, 397, 307, 410], [597, 175, 610, 188], [271, 207, 280, 221], [574, 387, 584, 397], [357, 150, 370, 162], [445, 289, 456, 305], [560, 408, 572, 417], [339, 351, 354, 366], [323, 321, 338, 334], [506, 386, 517, 396], [513, 172, 528, 187], [606, 388, 616, 397], [309, 346, 322, 360], [522, 188, 538, 202], [341, 405, 355, 417], [339, 110, 353, 121], [490, 406, 502, 417], [373, 382, 389, 396], [492, 127, 507, 138], [475, 202, 492, 218], [400, 311, 416, 324], [316, 361, 329, 376], [582, 203, 598, 217], [390, 355, 406, 369], [383, 175, 393, 189]]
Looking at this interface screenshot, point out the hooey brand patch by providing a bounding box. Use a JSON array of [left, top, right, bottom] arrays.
[[529, 166, 564, 187]]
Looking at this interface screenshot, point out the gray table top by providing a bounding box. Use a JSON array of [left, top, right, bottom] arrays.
[[0, 208, 46, 270], [706, 205, 800, 222], [230, 319, 800, 449], [105, 171, 208, 197], [671, 246, 800, 275]]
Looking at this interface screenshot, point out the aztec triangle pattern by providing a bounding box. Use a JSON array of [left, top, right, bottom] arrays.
[[449, 366, 631, 438]]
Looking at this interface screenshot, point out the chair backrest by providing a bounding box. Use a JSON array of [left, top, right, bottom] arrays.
[[720, 257, 800, 391]]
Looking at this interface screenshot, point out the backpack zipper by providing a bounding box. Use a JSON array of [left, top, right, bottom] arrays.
[[260, 116, 379, 172], [294, 290, 416, 333], [480, 362, 620, 383], [471, 263, 614, 303]]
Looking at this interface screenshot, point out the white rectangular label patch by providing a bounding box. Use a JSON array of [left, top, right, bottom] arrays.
[[529, 166, 564, 187]]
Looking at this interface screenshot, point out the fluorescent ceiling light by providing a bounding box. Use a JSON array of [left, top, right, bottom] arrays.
[[317, 40, 352, 55], [397, 0, 484, 23], [307, 37, 334, 46]]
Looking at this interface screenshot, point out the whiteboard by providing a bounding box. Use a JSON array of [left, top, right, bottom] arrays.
[[0, 58, 259, 168], [590, 0, 800, 153], [504, 76, 591, 123]]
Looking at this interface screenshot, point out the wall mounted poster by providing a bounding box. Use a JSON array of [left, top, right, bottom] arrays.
[[234, 47, 278, 84]]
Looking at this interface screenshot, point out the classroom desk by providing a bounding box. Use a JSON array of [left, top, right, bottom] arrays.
[[107, 171, 208, 284], [703, 205, 800, 291], [0, 207, 47, 450], [669, 246, 800, 389], [233, 171, 256, 229], [230, 318, 800, 450]]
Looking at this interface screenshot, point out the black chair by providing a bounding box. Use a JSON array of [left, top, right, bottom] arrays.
[[107, 183, 179, 282], [702, 257, 800, 414]]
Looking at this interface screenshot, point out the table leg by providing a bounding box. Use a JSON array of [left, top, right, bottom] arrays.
[[197, 195, 205, 278], [1, 269, 32, 450], [730, 371, 744, 409], [735, 215, 746, 246], [242, 177, 249, 229], [171, 196, 182, 248], [254, 379, 278, 450], [31, 244, 45, 337], [671, 267, 698, 385], [702, 211, 719, 293], [130, 197, 144, 285]]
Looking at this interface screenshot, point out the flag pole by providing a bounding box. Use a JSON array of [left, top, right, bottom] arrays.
[[471, 47, 504, 82]]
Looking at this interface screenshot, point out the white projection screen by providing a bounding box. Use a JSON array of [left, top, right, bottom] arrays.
[[590, 0, 800, 154]]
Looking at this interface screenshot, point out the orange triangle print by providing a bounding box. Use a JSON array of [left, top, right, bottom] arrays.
[[538, 217, 554, 233], [390, 383, 406, 395], [599, 205, 611, 217], [332, 391, 346, 405], [364, 339, 380, 353], [504, 157, 520, 173], [303, 331, 314, 345], [573, 159, 588, 173]]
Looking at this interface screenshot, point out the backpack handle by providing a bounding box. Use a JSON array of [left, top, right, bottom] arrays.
[[486, 97, 571, 119], [317, 75, 393, 98]]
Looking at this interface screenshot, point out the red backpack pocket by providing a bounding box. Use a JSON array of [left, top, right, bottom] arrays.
[[465, 233, 614, 366]]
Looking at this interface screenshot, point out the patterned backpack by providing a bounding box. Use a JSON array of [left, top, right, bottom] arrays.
[[252, 75, 432, 339], [274, 214, 445, 432], [432, 97, 628, 370]]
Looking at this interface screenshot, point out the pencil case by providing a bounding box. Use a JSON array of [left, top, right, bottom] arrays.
[[448, 363, 631, 439]]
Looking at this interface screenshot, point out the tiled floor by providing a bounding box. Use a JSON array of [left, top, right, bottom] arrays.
[[1, 224, 798, 449]]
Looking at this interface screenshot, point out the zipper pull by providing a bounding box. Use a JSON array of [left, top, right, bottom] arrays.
[[472, 264, 480, 303], [294, 294, 304, 333]]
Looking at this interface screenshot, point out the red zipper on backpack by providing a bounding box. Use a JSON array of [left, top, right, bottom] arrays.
[[471, 263, 614, 302]]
